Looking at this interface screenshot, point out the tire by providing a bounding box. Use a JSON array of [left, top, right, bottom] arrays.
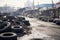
[[16, 21, 20, 25], [56, 21, 60, 25], [17, 17, 25, 21], [44, 19, 47, 22], [11, 25, 24, 36], [2, 18, 8, 21], [0, 32, 17, 40], [22, 20, 30, 26], [11, 25, 24, 34], [41, 18, 44, 21], [19, 17, 25, 20], [0, 22, 11, 33], [21, 17, 25, 20], [53, 20, 58, 23], [53, 20, 56, 23], [49, 20, 53, 22]]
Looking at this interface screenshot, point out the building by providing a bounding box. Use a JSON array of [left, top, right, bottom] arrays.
[[56, 2, 60, 8], [0, 6, 16, 16], [24, 9, 39, 17], [12, 8, 25, 16], [56, 2, 60, 17], [39, 3, 60, 18]]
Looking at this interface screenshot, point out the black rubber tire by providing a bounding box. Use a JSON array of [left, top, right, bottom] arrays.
[[0, 32, 17, 40], [56, 21, 60, 25], [53, 20, 58, 23], [0, 22, 11, 33], [11, 25, 24, 34], [42, 19, 44, 21], [16, 21, 20, 25], [44, 19, 47, 22], [49, 20, 53, 22], [16, 17, 25, 21], [2, 18, 8, 21], [18, 17, 25, 20], [22, 20, 30, 26], [53, 21, 56, 23]]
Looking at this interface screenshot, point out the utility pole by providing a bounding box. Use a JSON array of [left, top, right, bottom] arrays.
[[52, 0, 55, 18], [52, 0, 59, 18], [38, 0, 40, 15], [33, 0, 34, 9], [52, 0, 54, 8], [55, 3, 59, 18]]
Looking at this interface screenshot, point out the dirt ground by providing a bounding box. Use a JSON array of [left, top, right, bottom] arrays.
[[18, 17, 60, 40]]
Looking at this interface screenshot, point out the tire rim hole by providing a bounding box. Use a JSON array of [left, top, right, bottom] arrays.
[[14, 27, 20, 28], [3, 33, 13, 36]]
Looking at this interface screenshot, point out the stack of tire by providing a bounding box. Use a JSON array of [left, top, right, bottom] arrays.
[[0, 21, 11, 33], [0, 15, 17, 40], [11, 25, 24, 36], [15, 17, 25, 25], [0, 15, 31, 40]]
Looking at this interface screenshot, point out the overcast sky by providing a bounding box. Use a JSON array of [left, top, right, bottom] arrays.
[[0, 0, 60, 8]]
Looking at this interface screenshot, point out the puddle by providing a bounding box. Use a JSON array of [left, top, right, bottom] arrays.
[[30, 37, 55, 40], [43, 37, 55, 40], [38, 25, 46, 27]]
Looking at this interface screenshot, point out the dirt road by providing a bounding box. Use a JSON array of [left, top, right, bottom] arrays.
[[18, 17, 60, 40]]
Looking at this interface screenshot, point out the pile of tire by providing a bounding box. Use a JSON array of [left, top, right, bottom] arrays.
[[11, 25, 24, 36], [0, 15, 31, 38], [0, 32, 17, 40], [11, 25, 24, 37], [0, 21, 11, 33]]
